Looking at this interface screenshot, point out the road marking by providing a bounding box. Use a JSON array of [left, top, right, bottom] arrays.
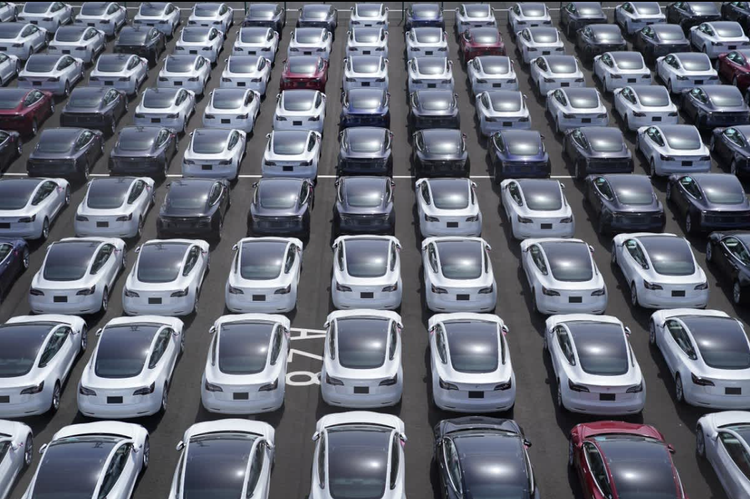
[[286, 328, 325, 386], [3, 172, 576, 180]]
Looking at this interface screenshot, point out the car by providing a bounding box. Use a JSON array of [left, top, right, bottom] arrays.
[[415, 178, 481, 238], [409, 89, 460, 131], [109, 125, 178, 178], [683, 86, 750, 130], [339, 87, 390, 129], [501, 179, 574, 240], [458, 28, 505, 65], [133, 87, 195, 135], [233, 27, 279, 62], [407, 57, 453, 93], [27, 127, 104, 182], [29, 236, 126, 315], [157, 179, 230, 240], [288, 27, 332, 60], [575, 24, 627, 63], [405, 27, 448, 61], [174, 27, 224, 64], [547, 87, 608, 134], [613, 85, 679, 132], [636, 124, 711, 177], [412, 128, 468, 178], [338, 127, 393, 177], [279, 55, 328, 92], [564, 126, 633, 179], [78, 316, 184, 418], [60, 87, 127, 135], [569, 422, 688, 499], [585, 174, 666, 234], [202, 315, 290, 413], [0, 2, 17, 23], [559, 2, 607, 38], [0, 237, 28, 297], [0, 53, 20, 86], [696, 411, 750, 499], [18, 54, 83, 97], [133, 1, 180, 37], [0, 178, 69, 241], [516, 27, 565, 65], [297, 4, 338, 33], [308, 412, 406, 499], [331, 235, 402, 310], [489, 129, 550, 181], [346, 27, 389, 58], [454, 3, 496, 36], [475, 90, 530, 136], [0, 23, 46, 62], [656, 52, 719, 94], [467, 55, 518, 94], [321, 310, 403, 408], [242, 3, 285, 33], [718, 50, 750, 92], [706, 231, 750, 304], [349, 3, 388, 30], [182, 128, 247, 180], [634, 24, 692, 64], [157, 54, 211, 96], [405, 3, 444, 30], [220, 55, 272, 96], [262, 129, 321, 180], [187, 2, 233, 32], [75, 2, 128, 36], [0, 420, 32, 499], [691, 21, 750, 58], [89, 53, 149, 96], [248, 178, 314, 238], [74, 176, 155, 239], [225, 238, 302, 313], [113, 26, 166, 67], [508, 2, 552, 35], [529, 55, 585, 95], [593, 51, 652, 92], [614, 2, 666, 35], [48, 26, 105, 64], [0, 129, 22, 171], [203, 88, 260, 134], [342, 55, 389, 93], [666, 1, 722, 32], [334, 176, 395, 235], [273, 89, 326, 133], [711, 126, 750, 176], [667, 173, 750, 234], [17, 1, 72, 32], [521, 238, 607, 315]]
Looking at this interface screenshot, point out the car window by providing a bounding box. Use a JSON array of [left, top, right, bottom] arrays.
[[724, 237, 750, 266], [666, 320, 697, 359], [679, 176, 702, 199], [593, 177, 613, 200], [98, 444, 132, 499], [246, 441, 265, 495], [148, 328, 171, 368], [508, 182, 523, 205], [389, 433, 400, 490], [127, 56, 140, 70], [307, 134, 316, 152], [646, 127, 664, 146], [584, 443, 612, 498], [719, 432, 750, 480], [84, 29, 97, 40], [724, 127, 745, 147], [127, 180, 146, 204], [625, 240, 648, 268], [428, 244, 439, 273], [317, 435, 326, 487], [388, 321, 398, 361], [157, 129, 169, 145], [38, 326, 70, 367], [208, 183, 222, 205], [621, 88, 636, 104], [492, 133, 506, 152], [336, 244, 345, 271], [530, 245, 548, 274], [420, 182, 431, 204], [76, 130, 94, 150], [389, 242, 397, 272], [556, 326, 575, 364], [107, 4, 120, 15], [90, 244, 114, 274], [284, 245, 297, 273], [434, 324, 447, 363], [183, 246, 200, 275], [31, 181, 56, 205], [444, 439, 462, 493], [103, 89, 118, 104], [269, 328, 283, 365]]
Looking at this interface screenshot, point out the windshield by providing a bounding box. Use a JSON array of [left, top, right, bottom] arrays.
[[239, 241, 286, 280], [283, 91, 315, 111], [212, 91, 245, 110], [336, 317, 389, 369], [637, 88, 671, 107], [272, 132, 306, 155], [55, 28, 85, 42], [613, 180, 654, 205], [96, 56, 128, 73], [0, 323, 54, 377], [453, 434, 530, 499], [522, 181, 562, 211], [165, 57, 194, 73], [345, 182, 385, 208], [681, 56, 710, 71], [36, 133, 73, 153], [703, 180, 747, 204], [25, 57, 57, 73], [182, 29, 208, 43], [664, 129, 702, 150], [68, 91, 104, 108], [218, 322, 273, 375], [0, 180, 39, 209], [192, 130, 228, 154], [288, 59, 317, 74], [95, 324, 160, 378], [24, 3, 51, 14], [117, 129, 155, 152], [137, 243, 188, 283], [143, 89, 175, 109], [183, 433, 256, 499], [43, 242, 98, 281], [431, 181, 469, 210], [259, 182, 299, 209], [686, 316, 750, 370]]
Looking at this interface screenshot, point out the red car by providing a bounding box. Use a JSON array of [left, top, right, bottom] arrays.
[[570, 421, 689, 499], [279, 56, 328, 92], [459, 27, 505, 65], [0, 88, 54, 137], [717, 49, 750, 93]]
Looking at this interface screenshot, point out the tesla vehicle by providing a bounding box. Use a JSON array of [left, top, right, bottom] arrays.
[[0, 23, 46, 62], [279, 55, 327, 92], [547, 87, 608, 134], [156, 179, 230, 240], [416, 178, 481, 238], [690, 21, 750, 58], [0, 2, 15, 23], [0, 177, 69, 241], [723, 1, 750, 30], [667, 173, 750, 234], [656, 52, 718, 94], [338, 127, 393, 177], [585, 174, 666, 234], [516, 27, 565, 65], [133, 1, 181, 37], [232, 27, 279, 62], [666, 1, 721, 32], [288, 27, 332, 60], [458, 28, 505, 64], [406, 27, 448, 61], [636, 124, 711, 177], [717, 50, 750, 92], [272, 89, 326, 133], [0, 237, 28, 297], [248, 178, 314, 238], [614, 2, 666, 34], [489, 129, 550, 181], [174, 27, 224, 65], [342, 55, 388, 93], [634, 24, 691, 64], [297, 4, 338, 33], [203, 88, 260, 133], [242, 3, 285, 33], [711, 126, 750, 177], [18, 54, 84, 97], [17, 2, 72, 32], [530, 55, 585, 95], [187, 3, 233, 32], [133, 87, 196, 135], [48, 26, 106, 64], [500, 179, 574, 240], [454, 4, 496, 36], [508, 2, 552, 34], [412, 128, 468, 178], [339, 87, 390, 129], [575, 24, 627, 62], [60, 87, 127, 135], [349, 3, 388, 30], [696, 411, 750, 499], [559, 2, 607, 37], [0, 419, 32, 499], [409, 89, 459, 131], [27, 127, 104, 182], [467, 55, 518, 94], [593, 51, 652, 92], [220, 55, 272, 95], [74, 177, 155, 239], [89, 53, 149, 96], [682, 86, 750, 130], [74, 2, 128, 36], [405, 3, 444, 30], [0, 53, 20, 87], [113, 26, 166, 67], [613, 85, 679, 132], [0, 129, 21, 171], [109, 125, 178, 178], [563, 126, 633, 179], [407, 57, 454, 93], [157, 54, 211, 96], [334, 176, 395, 236], [262, 129, 321, 180]]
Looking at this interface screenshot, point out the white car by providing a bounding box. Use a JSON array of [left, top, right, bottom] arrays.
[[48, 26, 105, 64], [508, 2, 552, 34], [122, 239, 209, 316], [0, 177, 70, 241], [613, 85, 679, 131], [17, 1, 72, 33], [501, 179, 575, 240], [614, 2, 665, 35], [467, 55, 518, 94], [636, 124, 711, 177], [346, 27, 389, 58], [75, 177, 155, 239], [134, 87, 196, 134], [74, 2, 127, 36], [321, 310, 403, 408], [174, 26, 224, 64], [182, 128, 246, 180], [516, 27, 564, 65], [261, 129, 321, 180], [0, 420, 32, 499], [405, 27, 448, 60], [203, 88, 260, 133], [455, 3, 496, 35], [157, 54, 211, 96], [78, 316, 184, 418], [407, 57, 453, 93], [233, 27, 279, 63], [343, 55, 389, 93], [650, 308, 750, 409], [612, 232, 709, 309], [331, 235, 402, 310], [546, 87, 608, 134], [220, 55, 272, 95], [545, 314, 645, 415], [416, 178, 482, 237], [0, 314, 87, 417], [289, 27, 332, 60], [696, 411, 750, 499], [593, 51, 651, 92], [133, 1, 180, 37], [29, 237, 126, 315], [349, 3, 388, 30], [521, 238, 607, 315], [225, 237, 303, 313], [429, 313, 515, 412], [89, 53, 149, 96], [656, 52, 719, 94], [20, 422, 149, 499], [0, 23, 47, 61], [0, 2, 17, 22], [423, 236, 497, 313], [18, 54, 83, 97], [187, 2, 233, 33], [476, 90, 531, 135], [530, 55, 585, 95], [691, 21, 750, 59], [273, 89, 326, 133]]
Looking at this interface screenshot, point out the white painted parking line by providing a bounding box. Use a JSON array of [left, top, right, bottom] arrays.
[[2, 172, 576, 180]]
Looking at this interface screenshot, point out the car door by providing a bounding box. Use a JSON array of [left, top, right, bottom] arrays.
[[127, 179, 148, 219], [245, 439, 270, 498], [38, 325, 75, 382], [149, 326, 177, 381], [525, 244, 548, 290], [663, 319, 696, 375], [284, 243, 301, 288], [675, 176, 701, 216], [90, 243, 117, 288], [620, 238, 646, 283], [98, 442, 139, 499], [582, 443, 614, 499], [716, 430, 750, 497], [590, 177, 613, 217], [30, 180, 59, 221]]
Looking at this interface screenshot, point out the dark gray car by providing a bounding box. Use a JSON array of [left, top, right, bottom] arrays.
[[334, 176, 395, 236], [108, 125, 177, 178], [563, 126, 634, 179], [683, 85, 750, 130], [248, 178, 314, 238], [668, 173, 750, 233], [338, 126, 393, 176], [585, 174, 665, 234], [60, 87, 128, 135], [409, 89, 459, 131], [575, 24, 627, 62], [560, 2, 608, 38], [412, 128, 469, 178], [27, 127, 104, 182], [156, 178, 230, 240], [297, 4, 337, 34], [634, 24, 691, 63], [242, 3, 286, 33]]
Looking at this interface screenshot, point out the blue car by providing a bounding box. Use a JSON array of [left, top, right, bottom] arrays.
[[0, 238, 29, 299], [339, 88, 391, 129], [405, 3, 444, 30], [489, 129, 550, 182]]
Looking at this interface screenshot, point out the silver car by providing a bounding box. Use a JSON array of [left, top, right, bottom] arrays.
[[157, 54, 211, 96], [0, 23, 47, 61], [467, 55, 518, 94], [416, 178, 482, 237], [89, 53, 149, 96], [405, 27, 448, 60], [0, 177, 70, 241], [233, 27, 279, 62], [17, 1, 72, 33], [18, 54, 84, 97], [346, 26, 389, 58], [134, 87, 196, 134], [182, 128, 247, 180], [74, 2, 128, 36], [273, 89, 326, 133], [75, 177, 156, 239], [220, 55, 272, 95], [516, 27, 565, 64], [476, 90, 531, 136], [175, 26, 224, 64], [48, 26, 106, 64]]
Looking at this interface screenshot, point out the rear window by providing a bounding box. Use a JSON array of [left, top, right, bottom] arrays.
[[95, 324, 160, 378], [568, 92, 599, 109], [640, 236, 695, 276], [81, 3, 109, 16], [327, 427, 389, 499], [664, 129, 702, 150], [55, 28, 85, 42], [282, 91, 315, 111], [0, 24, 22, 39], [588, 133, 624, 153], [568, 322, 629, 376], [229, 57, 258, 74], [143, 90, 175, 109], [716, 25, 744, 38], [192, 131, 228, 154], [240, 29, 267, 43], [344, 240, 389, 278], [182, 29, 208, 43], [481, 58, 510, 75], [418, 60, 446, 75], [272, 133, 306, 155], [613, 181, 653, 205], [542, 242, 593, 282], [549, 59, 577, 74], [346, 183, 385, 207], [140, 4, 166, 16], [288, 59, 317, 74], [685, 316, 750, 370], [212, 91, 245, 110], [25, 57, 58, 73], [36, 133, 74, 154], [0, 323, 55, 377], [445, 321, 499, 373], [165, 57, 194, 73], [703, 181, 747, 205], [0, 181, 39, 209], [68, 91, 104, 108], [436, 241, 483, 280], [23, 3, 50, 14], [522, 182, 562, 211], [43, 242, 99, 281], [637, 88, 671, 107], [613, 55, 643, 70], [87, 180, 131, 209], [507, 137, 541, 156], [709, 91, 745, 108], [336, 317, 389, 369], [97, 56, 128, 73], [219, 322, 273, 374], [430, 181, 469, 210], [137, 243, 188, 283], [681, 56, 710, 71], [239, 241, 286, 280], [295, 29, 321, 44], [117, 130, 155, 152]]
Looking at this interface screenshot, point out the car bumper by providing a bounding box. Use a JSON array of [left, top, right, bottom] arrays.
[[250, 219, 307, 237], [337, 217, 394, 235], [496, 160, 551, 178], [557, 116, 609, 131], [332, 288, 402, 310], [273, 118, 324, 133], [27, 161, 80, 179], [667, 77, 719, 93], [512, 221, 575, 240], [89, 79, 137, 95], [321, 382, 402, 409], [426, 290, 496, 313], [110, 158, 165, 175], [624, 113, 679, 131], [232, 47, 276, 62], [698, 214, 750, 232], [156, 222, 215, 239], [29, 293, 103, 315], [279, 80, 325, 92], [420, 219, 482, 238], [201, 387, 285, 414], [433, 384, 516, 413], [563, 389, 645, 415], [134, 115, 185, 133], [637, 288, 709, 309], [18, 80, 67, 96], [416, 160, 469, 177], [337, 159, 390, 176], [698, 114, 750, 129], [76, 18, 119, 36], [536, 294, 607, 315], [480, 118, 531, 136], [133, 20, 174, 35], [412, 115, 460, 130], [225, 289, 297, 314], [157, 79, 204, 95], [78, 392, 162, 418], [0, 393, 51, 417], [0, 222, 44, 240], [183, 162, 238, 180], [408, 81, 454, 93], [122, 295, 195, 316], [472, 80, 519, 94], [605, 214, 666, 233], [653, 159, 711, 176], [261, 164, 317, 180], [538, 79, 585, 94], [220, 78, 267, 95], [685, 386, 750, 409], [75, 219, 140, 239], [203, 116, 256, 133]]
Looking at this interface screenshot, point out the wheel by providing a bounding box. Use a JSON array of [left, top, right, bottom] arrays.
[[648, 159, 656, 178], [16, 137, 22, 156], [21, 247, 29, 269], [160, 384, 168, 413], [136, 216, 144, 238], [574, 160, 584, 180], [142, 437, 150, 470], [568, 440, 574, 467], [696, 426, 706, 459], [64, 185, 70, 206], [41, 217, 50, 241], [50, 382, 61, 412], [531, 288, 539, 314], [734, 280, 743, 305], [80, 325, 88, 352], [667, 79, 673, 94], [706, 241, 713, 262], [109, 118, 116, 136], [610, 243, 617, 265], [623, 113, 629, 132], [23, 434, 33, 467], [649, 321, 656, 345], [630, 282, 638, 307], [31, 119, 38, 136], [64, 81, 70, 97], [685, 213, 694, 234], [180, 330, 185, 353], [675, 374, 685, 403], [556, 381, 566, 411], [731, 159, 738, 176], [101, 287, 109, 313]]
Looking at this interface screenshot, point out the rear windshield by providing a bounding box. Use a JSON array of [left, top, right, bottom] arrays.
[[344, 240, 389, 278], [568, 322, 629, 376], [259, 183, 299, 209], [640, 236, 695, 276], [0, 181, 38, 209], [543, 242, 593, 282], [137, 243, 188, 283], [0, 25, 23, 39], [288, 59, 317, 74], [709, 91, 745, 108], [240, 29, 267, 43], [664, 129, 702, 150], [0, 91, 23, 109], [613, 181, 653, 205], [282, 92, 315, 111], [182, 29, 208, 43], [25, 57, 57, 73], [36, 133, 73, 153], [445, 320, 499, 373], [336, 317, 389, 369], [212, 91, 245, 110], [637, 88, 671, 107], [143, 90, 175, 109], [684, 316, 750, 370], [165, 57, 194, 73], [436, 241, 483, 280], [43, 242, 98, 281], [239, 241, 286, 280], [117, 130, 154, 152], [55, 29, 85, 42], [523, 182, 562, 211], [0, 323, 55, 377], [681, 56, 710, 71], [87, 180, 130, 209], [219, 322, 273, 375], [23, 3, 50, 14], [68, 91, 104, 108], [97, 57, 128, 73], [431, 181, 469, 210], [716, 25, 744, 37], [95, 324, 160, 378], [229, 57, 258, 74], [614, 55, 643, 70], [192, 131, 228, 154], [549, 59, 577, 74], [703, 180, 747, 205]]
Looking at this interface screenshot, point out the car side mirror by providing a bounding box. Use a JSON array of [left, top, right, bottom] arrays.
[[523, 439, 532, 448], [266, 132, 271, 139], [625, 327, 632, 336], [589, 245, 595, 253], [176, 441, 185, 451], [502, 325, 509, 336], [209, 326, 216, 335], [95, 328, 103, 337], [667, 444, 675, 454], [40, 444, 48, 455], [399, 433, 407, 443], [312, 431, 321, 441]]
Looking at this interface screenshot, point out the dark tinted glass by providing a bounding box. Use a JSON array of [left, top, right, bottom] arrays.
[[521, 180, 562, 211], [612, 53, 644, 70], [194, 4, 220, 16], [356, 4, 381, 16], [639, 236, 695, 276], [137, 242, 189, 283], [345, 239, 389, 277], [302, 5, 330, 19], [80, 2, 108, 15], [327, 426, 390, 499], [97, 55, 129, 73], [347, 129, 384, 153], [473, 31, 499, 44], [352, 57, 380, 73], [692, 2, 719, 13], [506, 134, 542, 156], [635, 86, 670, 107], [707, 89, 745, 107], [23, 3, 51, 14], [259, 181, 299, 209], [0, 24, 24, 39], [702, 177, 747, 204], [87, 179, 131, 209], [94, 324, 160, 378], [272, 131, 307, 155], [567, 89, 599, 109], [531, 28, 557, 43], [248, 5, 274, 18], [344, 179, 386, 207], [568, 321, 628, 375], [664, 128, 702, 150], [0, 180, 40, 209], [680, 54, 710, 71], [436, 240, 483, 279], [417, 58, 446, 75], [219, 322, 273, 374], [68, 89, 106, 109], [36, 131, 75, 153], [43, 241, 99, 281], [445, 321, 499, 373], [165, 56, 195, 73], [140, 3, 167, 16], [348, 90, 383, 109], [118, 127, 157, 151], [420, 91, 453, 111], [282, 90, 315, 111], [143, 89, 177, 109], [611, 178, 654, 205], [489, 92, 521, 112], [0, 323, 55, 377], [184, 433, 256, 499], [117, 28, 149, 45], [521, 3, 546, 16], [239, 241, 286, 280], [288, 57, 317, 74], [415, 28, 441, 43], [634, 3, 661, 14], [240, 28, 267, 43], [55, 27, 86, 42], [182, 28, 209, 43], [587, 130, 624, 152], [466, 5, 490, 17], [25, 56, 58, 73], [454, 433, 530, 498], [165, 182, 210, 210], [423, 130, 461, 154], [336, 317, 389, 369], [548, 57, 577, 74], [683, 316, 750, 369], [592, 26, 623, 41], [295, 28, 322, 44], [430, 180, 469, 209], [192, 129, 230, 154], [480, 57, 510, 75], [0, 89, 25, 109], [542, 242, 593, 282], [212, 90, 245, 110]]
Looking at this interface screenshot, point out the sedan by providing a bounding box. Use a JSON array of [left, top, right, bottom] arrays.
[[220, 55, 272, 95], [423, 236, 496, 313], [203, 88, 260, 133], [508, 2, 552, 34], [202, 315, 289, 414], [667, 173, 750, 234], [516, 27, 565, 65], [683, 85, 750, 130], [634, 24, 691, 64], [114, 26, 166, 67], [0, 129, 21, 171], [342, 55, 389, 93], [455, 4, 496, 36], [0, 420, 32, 499], [157, 54, 211, 96], [636, 124, 711, 177], [711, 126, 750, 176], [706, 231, 750, 305], [0, 177, 69, 241], [718, 50, 750, 92], [691, 21, 750, 58], [0, 2, 15, 23], [575, 24, 627, 63], [262, 129, 321, 180], [530, 55, 585, 95], [0, 238, 28, 298], [0, 53, 20, 87], [593, 51, 652, 92], [563, 126, 633, 179], [279, 56, 328, 92], [0, 23, 46, 61], [521, 238, 607, 315], [338, 127, 392, 177], [407, 57, 453, 93], [225, 238, 302, 313], [614, 1, 666, 34], [405, 27, 448, 61], [339, 87, 390, 128], [412, 128, 469, 178], [467, 55, 518, 94], [501, 179, 574, 240], [242, 3, 285, 33], [458, 28, 505, 65], [409, 89, 459, 131], [273, 89, 326, 133], [666, 1, 721, 32], [349, 3, 388, 30], [405, 3, 444, 30], [134, 87, 195, 135], [696, 411, 750, 499], [298, 4, 338, 33], [109, 125, 178, 178], [0, 315, 87, 417], [331, 235, 402, 310], [133, 1, 181, 37], [248, 178, 314, 238], [288, 27, 332, 60], [17, 2, 72, 32], [89, 53, 149, 96], [560, 2, 608, 38], [334, 176, 395, 236], [78, 316, 184, 418], [416, 178, 481, 238], [321, 310, 403, 408], [656, 52, 719, 94], [723, 1, 750, 30], [60, 87, 127, 135], [74, 177, 155, 239], [27, 127, 104, 182], [585, 173, 666, 234], [547, 87, 608, 134], [489, 129, 551, 181], [18, 55, 84, 97], [174, 27, 224, 64], [187, 2, 233, 32], [157, 179, 230, 240], [75, 1, 128, 36], [48, 26, 106, 64], [29, 236, 126, 315], [613, 85, 679, 132], [233, 27, 279, 62]]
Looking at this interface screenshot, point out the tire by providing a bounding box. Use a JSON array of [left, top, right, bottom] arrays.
[[623, 113, 630, 132], [64, 185, 70, 206], [648, 159, 656, 178], [41, 217, 50, 241], [31, 119, 38, 136], [556, 381, 566, 411], [675, 374, 685, 403], [142, 437, 150, 470], [160, 384, 168, 413], [101, 287, 109, 313], [696, 426, 706, 459], [80, 325, 88, 352], [733, 280, 743, 305], [685, 213, 694, 234], [109, 118, 116, 136], [568, 440, 574, 467], [630, 282, 638, 308], [731, 159, 738, 176], [610, 243, 617, 265], [16, 137, 22, 156], [667, 79, 673, 94], [81, 161, 90, 182], [23, 434, 33, 467], [649, 321, 656, 345], [64, 81, 70, 97], [21, 247, 29, 270], [706, 241, 713, 262], [50, 382, 61, 412]]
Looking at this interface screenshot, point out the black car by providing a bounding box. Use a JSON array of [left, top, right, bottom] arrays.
[[722, 1, 750, 32], [109, 125, 177, 178], [707, 230, 750, 303], [489, 129, 550, 181], [412, 128, 469, 178], [666, 1, 721, 33], [297, 4, 337, 34], [634, 24, 691, 64], [0, 129, 21, 171], [248, 178, 314, 238], [585, 174, 666, 233], [338, 126, 393, 176], [60, 87, 128, 135], [408, 89, 459, 131], [405, 3, 444, 30], [563, 126, 634, 179], [242, 3, 285, 33], [575, 24, 627, 62], [560, 2, 608, 38], [682, 86, 750, 130], [114, 26, 166, 67], [339, 88, 391, 129], [27, 127, 103, 182], [667, 173, 750, 233], [0, 238, 29, 298], [711, 125, 750, 176], [434, 417, 540, 499], [334, 176, 395, 235], [156, 179, 230, 240]]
